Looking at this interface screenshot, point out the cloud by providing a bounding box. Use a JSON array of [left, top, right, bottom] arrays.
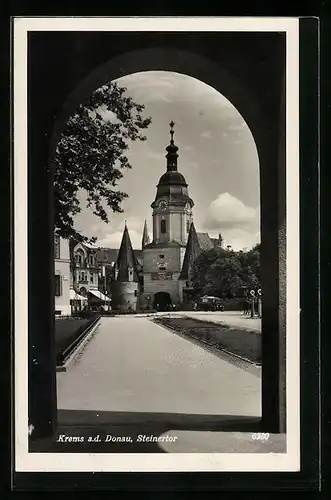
[[201, 131, 212, 139], [218, 228, 260, 251], [200, 193, 260, 251], [97, 230, 141, 249], [190, 162, 199, 169], [95, 215, 146, 250], [114, 71, 234, 110], [203, 192, 259, 230], [227, 122, 246, 132], [96, 106, 118, 123]]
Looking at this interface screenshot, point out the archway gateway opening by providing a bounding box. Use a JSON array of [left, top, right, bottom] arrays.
[[28, 31, 286, 441], [154, 292, 172, 312]]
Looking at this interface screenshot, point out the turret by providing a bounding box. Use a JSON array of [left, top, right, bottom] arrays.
[[111, 222, 140, 311], [142, 219, 150, 249]]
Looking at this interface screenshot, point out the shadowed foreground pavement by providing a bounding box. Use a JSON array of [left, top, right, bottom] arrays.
[[51, 317, 285, 453]]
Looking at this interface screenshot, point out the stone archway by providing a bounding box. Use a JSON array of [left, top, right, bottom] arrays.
[[28, 32, 286, 437], [153, 292, 172, 312]]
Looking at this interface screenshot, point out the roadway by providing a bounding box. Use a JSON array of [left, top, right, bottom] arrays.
[[57, 316, 260, 416]]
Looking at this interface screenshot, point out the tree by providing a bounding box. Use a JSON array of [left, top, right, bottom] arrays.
[[238, 244, 260, 291], [191, 247, 226, 293], [54, 81, 152, 243], [206, 256, 244, 298], [191, 243, 260, 298]]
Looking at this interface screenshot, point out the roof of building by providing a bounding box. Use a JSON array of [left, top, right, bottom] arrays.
[[157, 171, 187, 187], [179, 227, 215, 280], [115, 224, 140, 282], [196, 232, 215, 251], [96, 247, 143, 266], [142, 219, 150, 248], [153, 121, 192, 203], [179, 223, 202, 280], [143, 240, 187, 250]]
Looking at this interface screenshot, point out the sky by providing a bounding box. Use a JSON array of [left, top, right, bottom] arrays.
[[73, 71, 260, 251]]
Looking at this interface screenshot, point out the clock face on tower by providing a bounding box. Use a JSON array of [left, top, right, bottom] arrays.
[[158, 200, 168, 211]]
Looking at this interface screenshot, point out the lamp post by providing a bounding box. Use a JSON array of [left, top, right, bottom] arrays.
[[249, 289, 256, 318], [257, 288, 262, 318]]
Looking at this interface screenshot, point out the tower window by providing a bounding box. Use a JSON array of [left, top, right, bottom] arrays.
[[161, 219, 166, 234], [128, 268, 133, 282], [186, 220, 191, 233]]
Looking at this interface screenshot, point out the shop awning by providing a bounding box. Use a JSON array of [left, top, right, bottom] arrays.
[[89, 290, 111, 301], [70, 289, 88, 301]]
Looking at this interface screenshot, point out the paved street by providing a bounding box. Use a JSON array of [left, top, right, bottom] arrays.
[[54, 316, 289, 454], [57, 316, 261, 416]]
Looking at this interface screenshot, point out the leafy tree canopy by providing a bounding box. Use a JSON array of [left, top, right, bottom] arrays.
[[191, 244, 260, 299], [54, 81, 152, 243]]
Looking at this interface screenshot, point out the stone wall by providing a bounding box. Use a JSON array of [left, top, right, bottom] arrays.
[[112, 281, 139, 311]]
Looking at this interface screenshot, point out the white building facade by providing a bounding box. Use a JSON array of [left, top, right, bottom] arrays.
[[54, 235, 71, 316]]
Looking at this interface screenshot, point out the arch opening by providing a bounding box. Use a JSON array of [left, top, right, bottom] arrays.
[[27, 36, 287, 440], [153, 291, 172, 312]]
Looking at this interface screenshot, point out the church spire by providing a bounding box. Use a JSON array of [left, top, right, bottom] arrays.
[[179, 222, 201, 281], [116, 223, 139, 282], [165, 120, 179, 172], [142, 219, 150, 249]]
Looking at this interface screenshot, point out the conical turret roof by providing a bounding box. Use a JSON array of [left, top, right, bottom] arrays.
[[141, 219, 150, 249], [179, 222, 201, 280]]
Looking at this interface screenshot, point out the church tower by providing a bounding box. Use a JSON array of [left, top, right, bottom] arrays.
[[141, 122, 195, 310], [151, 121, 194, 245]]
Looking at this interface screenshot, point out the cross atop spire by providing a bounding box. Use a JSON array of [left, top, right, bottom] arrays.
[[169, 120, 175, 143], [166, 121, 179, 171]]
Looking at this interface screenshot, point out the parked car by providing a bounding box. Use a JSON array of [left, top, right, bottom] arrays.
[[198, 295, 224, 312]]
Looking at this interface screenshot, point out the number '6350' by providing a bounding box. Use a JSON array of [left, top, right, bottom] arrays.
[[252, 433, 270, 440]]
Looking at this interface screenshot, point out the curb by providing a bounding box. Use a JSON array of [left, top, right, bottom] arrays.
[[56, 317, 101, 373]]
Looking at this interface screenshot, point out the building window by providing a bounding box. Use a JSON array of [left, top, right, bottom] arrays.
[[159, 254, 165, 258], [90, 273, 94, 283], [54, 236, 60, 259], [159, 267, 166, 271], [134, 290, 138, 297], [161, 219, 166, 234], [90, 255, 94, 265], [55, 274, 62, 296], [186, 219, 191, 233]]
